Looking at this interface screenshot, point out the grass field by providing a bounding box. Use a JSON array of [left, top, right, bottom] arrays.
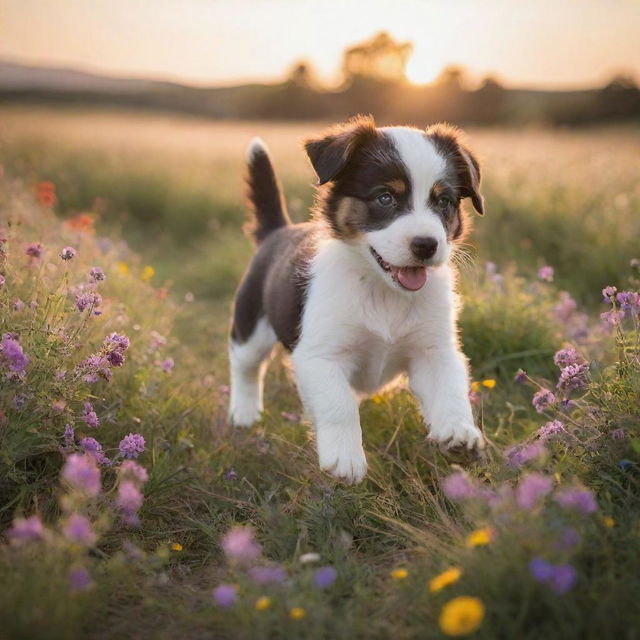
[[1, 106, 639, 639]]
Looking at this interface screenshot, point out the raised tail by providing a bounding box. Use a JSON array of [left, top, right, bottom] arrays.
[[244, 138, 290, 244]]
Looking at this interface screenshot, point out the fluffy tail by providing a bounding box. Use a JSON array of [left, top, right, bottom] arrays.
[[244, 138, 290, 244]]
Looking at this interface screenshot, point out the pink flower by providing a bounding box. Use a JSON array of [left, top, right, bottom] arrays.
[[62, 454, 101, 495], [63, 514, 97, 546], [117, 480, 144, 525], [8, 515, 45, 542], [538, 265, 554, 282], [221, 526, 262, 563], [516, 473, 553, 509]]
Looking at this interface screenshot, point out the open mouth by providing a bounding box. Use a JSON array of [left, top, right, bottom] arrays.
[[370, 247, 428, 291]]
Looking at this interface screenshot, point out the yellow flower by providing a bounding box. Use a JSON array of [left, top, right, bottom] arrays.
[[117, 261, 130, 275], [429, 567, 463, 593], [171, 542, 183, 551], [141, 265, 155, 282], [465, 527, 493, 548], [602, 516, 615, 528], [390, 568, 409, 580], [482, 379, 496, 389], [371, 394, 383, 405], [289, 607, 306, 620], [255, 596, 272, 611], [439, 596, 485, 636], [470, 381, 480, 393]]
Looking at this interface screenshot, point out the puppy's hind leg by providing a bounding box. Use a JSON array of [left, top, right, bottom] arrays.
[[229, 317, 277, 427]]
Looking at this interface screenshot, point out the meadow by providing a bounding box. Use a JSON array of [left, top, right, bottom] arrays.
[[0, 105, 639, 639]]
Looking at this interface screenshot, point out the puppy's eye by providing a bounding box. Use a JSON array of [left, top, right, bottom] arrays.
[[376, 192, 395, 207], [436, 195, 452, 211]]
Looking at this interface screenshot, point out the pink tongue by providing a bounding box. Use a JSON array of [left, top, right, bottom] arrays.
[[393, 266, 428, 291]]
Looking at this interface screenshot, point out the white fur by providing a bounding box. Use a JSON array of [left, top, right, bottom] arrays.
[[229, 316, 277, 427], [247, 136, 268, 161]]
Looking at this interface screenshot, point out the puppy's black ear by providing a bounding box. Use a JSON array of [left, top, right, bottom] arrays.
[[304, 115, 377, 185], [426, 124, 485, 215]]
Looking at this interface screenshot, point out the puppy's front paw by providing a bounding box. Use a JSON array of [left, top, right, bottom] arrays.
[[427, 420, 484, 453], [316, 429, 368, 484], [229, 404, 261, 428]]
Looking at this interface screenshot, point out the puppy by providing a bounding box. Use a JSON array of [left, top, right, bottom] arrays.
[[229, 115, 485, 483]]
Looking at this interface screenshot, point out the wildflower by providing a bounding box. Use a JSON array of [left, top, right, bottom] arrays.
[[553, 346, 580, 369], [281, 411, 300, 422], [538, 420, 565, 441], [554, 487, 598, 514], [290, 607, 306, 620], [224, 469, 239, 481], [1, 333, 29, 373], [60, 246, 76, 260], [555, 527, 581, 551], [117, 262, 130, 275], [429, 567, 463, 593], [213, 584, 237, 608], [602, 516, 615, 528], [14, 299, 25, 311], [36, 181, 56, 207], [119, 433, 145, 459], [141, 265, 154, 282], [514, 369, 527, 383], [300, 552, 321, 564], [221, 526, 262, 563], [62, 454, 101, 496], [600, 309, 619, 327], [105, 333, 130, 352], [249, 566, 287, 585], [442, 472, 478, 501], [506, 442, 546, 469], [119, 460, 149, 484], [255, 596, 272, 611], [439, 596, 485, 636], [75, 291, 101, 312], [14, 392, 27, 409], [63, 514, 97, 546], [89, 266, 106, 282], [465, 527, 493, 547], [313, 566, 337, 588], [616, 291, 640, 316], [68, 567, 93, 592], [64, 423, 75, 447], [171, 542, 183, 551], [618, 459, 634, 471], [185, 292, 194, 303], [26, 242, 43, 258], [391, 568, 409, 580], [538, 265, 554, 282], [482, 379, 496, 389], [470, 381, 480, 393], [159, 357, 174, 373], [79, 437, 101, 453], [611, 428, 627, 441], [532, 388, 556, 413], [469, 389, 479, 406], [557, 363, 589, 392], [0, 274, 5, 288], [516, 473, 553, 509], [83, 402, 99, 428], [602, 286, 617, 302], [8, 515, 45, 542], [80, 354, 111, 383], [529, 558, 576, 594], [66, 213, 94, 232], [117, 480, 144, 525]]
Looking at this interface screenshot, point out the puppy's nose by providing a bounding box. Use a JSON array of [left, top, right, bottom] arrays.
[[410, 236, 438, 261]]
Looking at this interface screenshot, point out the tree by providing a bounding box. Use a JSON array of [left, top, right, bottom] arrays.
[[342, 32, 413, 84]]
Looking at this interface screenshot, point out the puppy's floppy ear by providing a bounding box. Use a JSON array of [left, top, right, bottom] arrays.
[[304, 115, 377, 185], [427, 124, 485, 215]]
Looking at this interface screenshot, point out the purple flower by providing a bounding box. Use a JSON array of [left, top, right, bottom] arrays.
[[506, 442, 546, 469], [538, 420, 565, 441], [60, 246, 76, 260], [442, 472, 478, 501], [149, 331, 167, 351], [119, 433, 145, 459], [538, 265, 554, 282], [213, 584, 238, 608], [600, 309, 619, 327], [555, 527, 581, 551], [14, 392, 27, 409], [529, 557, 576, 594], [554, 487, 598, 514], [553, 291, 578, 323], [602, 286, 617, 303], [68, 567, 93, 592], [14, 299, 25, 311], [26, 242, 43, 258], [159, 357, 174, 373], [8, 515, 44, 541], [89, 266, 106, 282], [1, 333, 29, 373], [249, 566, 288, 585], [557, 363, 589, 392], [64, 423, 75, 447], [532, 389, 556, 413], [63, 513, 97, 546], [79, 354, 111, 383], [514, 369, 527, 383], [119, 460, 149, 485], [314, 566, 338, 588], [79, 437, 101, 453], [221, 526, 262, 562], [117, 480, 144, 525], [105, 333, 130, 352], [611, 428, 627, 441], [224, 469, 239, 481], [62, 454, 101, 496], [516, 473, 553, 509], [76, 292, 101, 312], [616, 291, 640, 316], [83, 402, 99, 428], [553, 346, 581, 369]]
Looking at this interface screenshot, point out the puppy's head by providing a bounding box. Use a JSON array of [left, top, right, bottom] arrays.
[[305, 115, 484, 293]]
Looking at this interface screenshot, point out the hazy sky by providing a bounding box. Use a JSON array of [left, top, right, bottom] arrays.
[[1, 0, 639, 88]]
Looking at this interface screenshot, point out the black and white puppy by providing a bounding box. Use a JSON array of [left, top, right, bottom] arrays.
[[229, 116, 485, 483]]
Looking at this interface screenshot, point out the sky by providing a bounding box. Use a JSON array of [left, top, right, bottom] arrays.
[[1, 0, 639, 89]]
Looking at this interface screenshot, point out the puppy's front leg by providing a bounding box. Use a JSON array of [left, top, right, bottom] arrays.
[[292, 352, 367, 484], [409, 348, 484, 451]]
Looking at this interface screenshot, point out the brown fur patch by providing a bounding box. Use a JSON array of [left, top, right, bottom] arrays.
[[334, 197, 368, 238], [386, 179, 407, 194]]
